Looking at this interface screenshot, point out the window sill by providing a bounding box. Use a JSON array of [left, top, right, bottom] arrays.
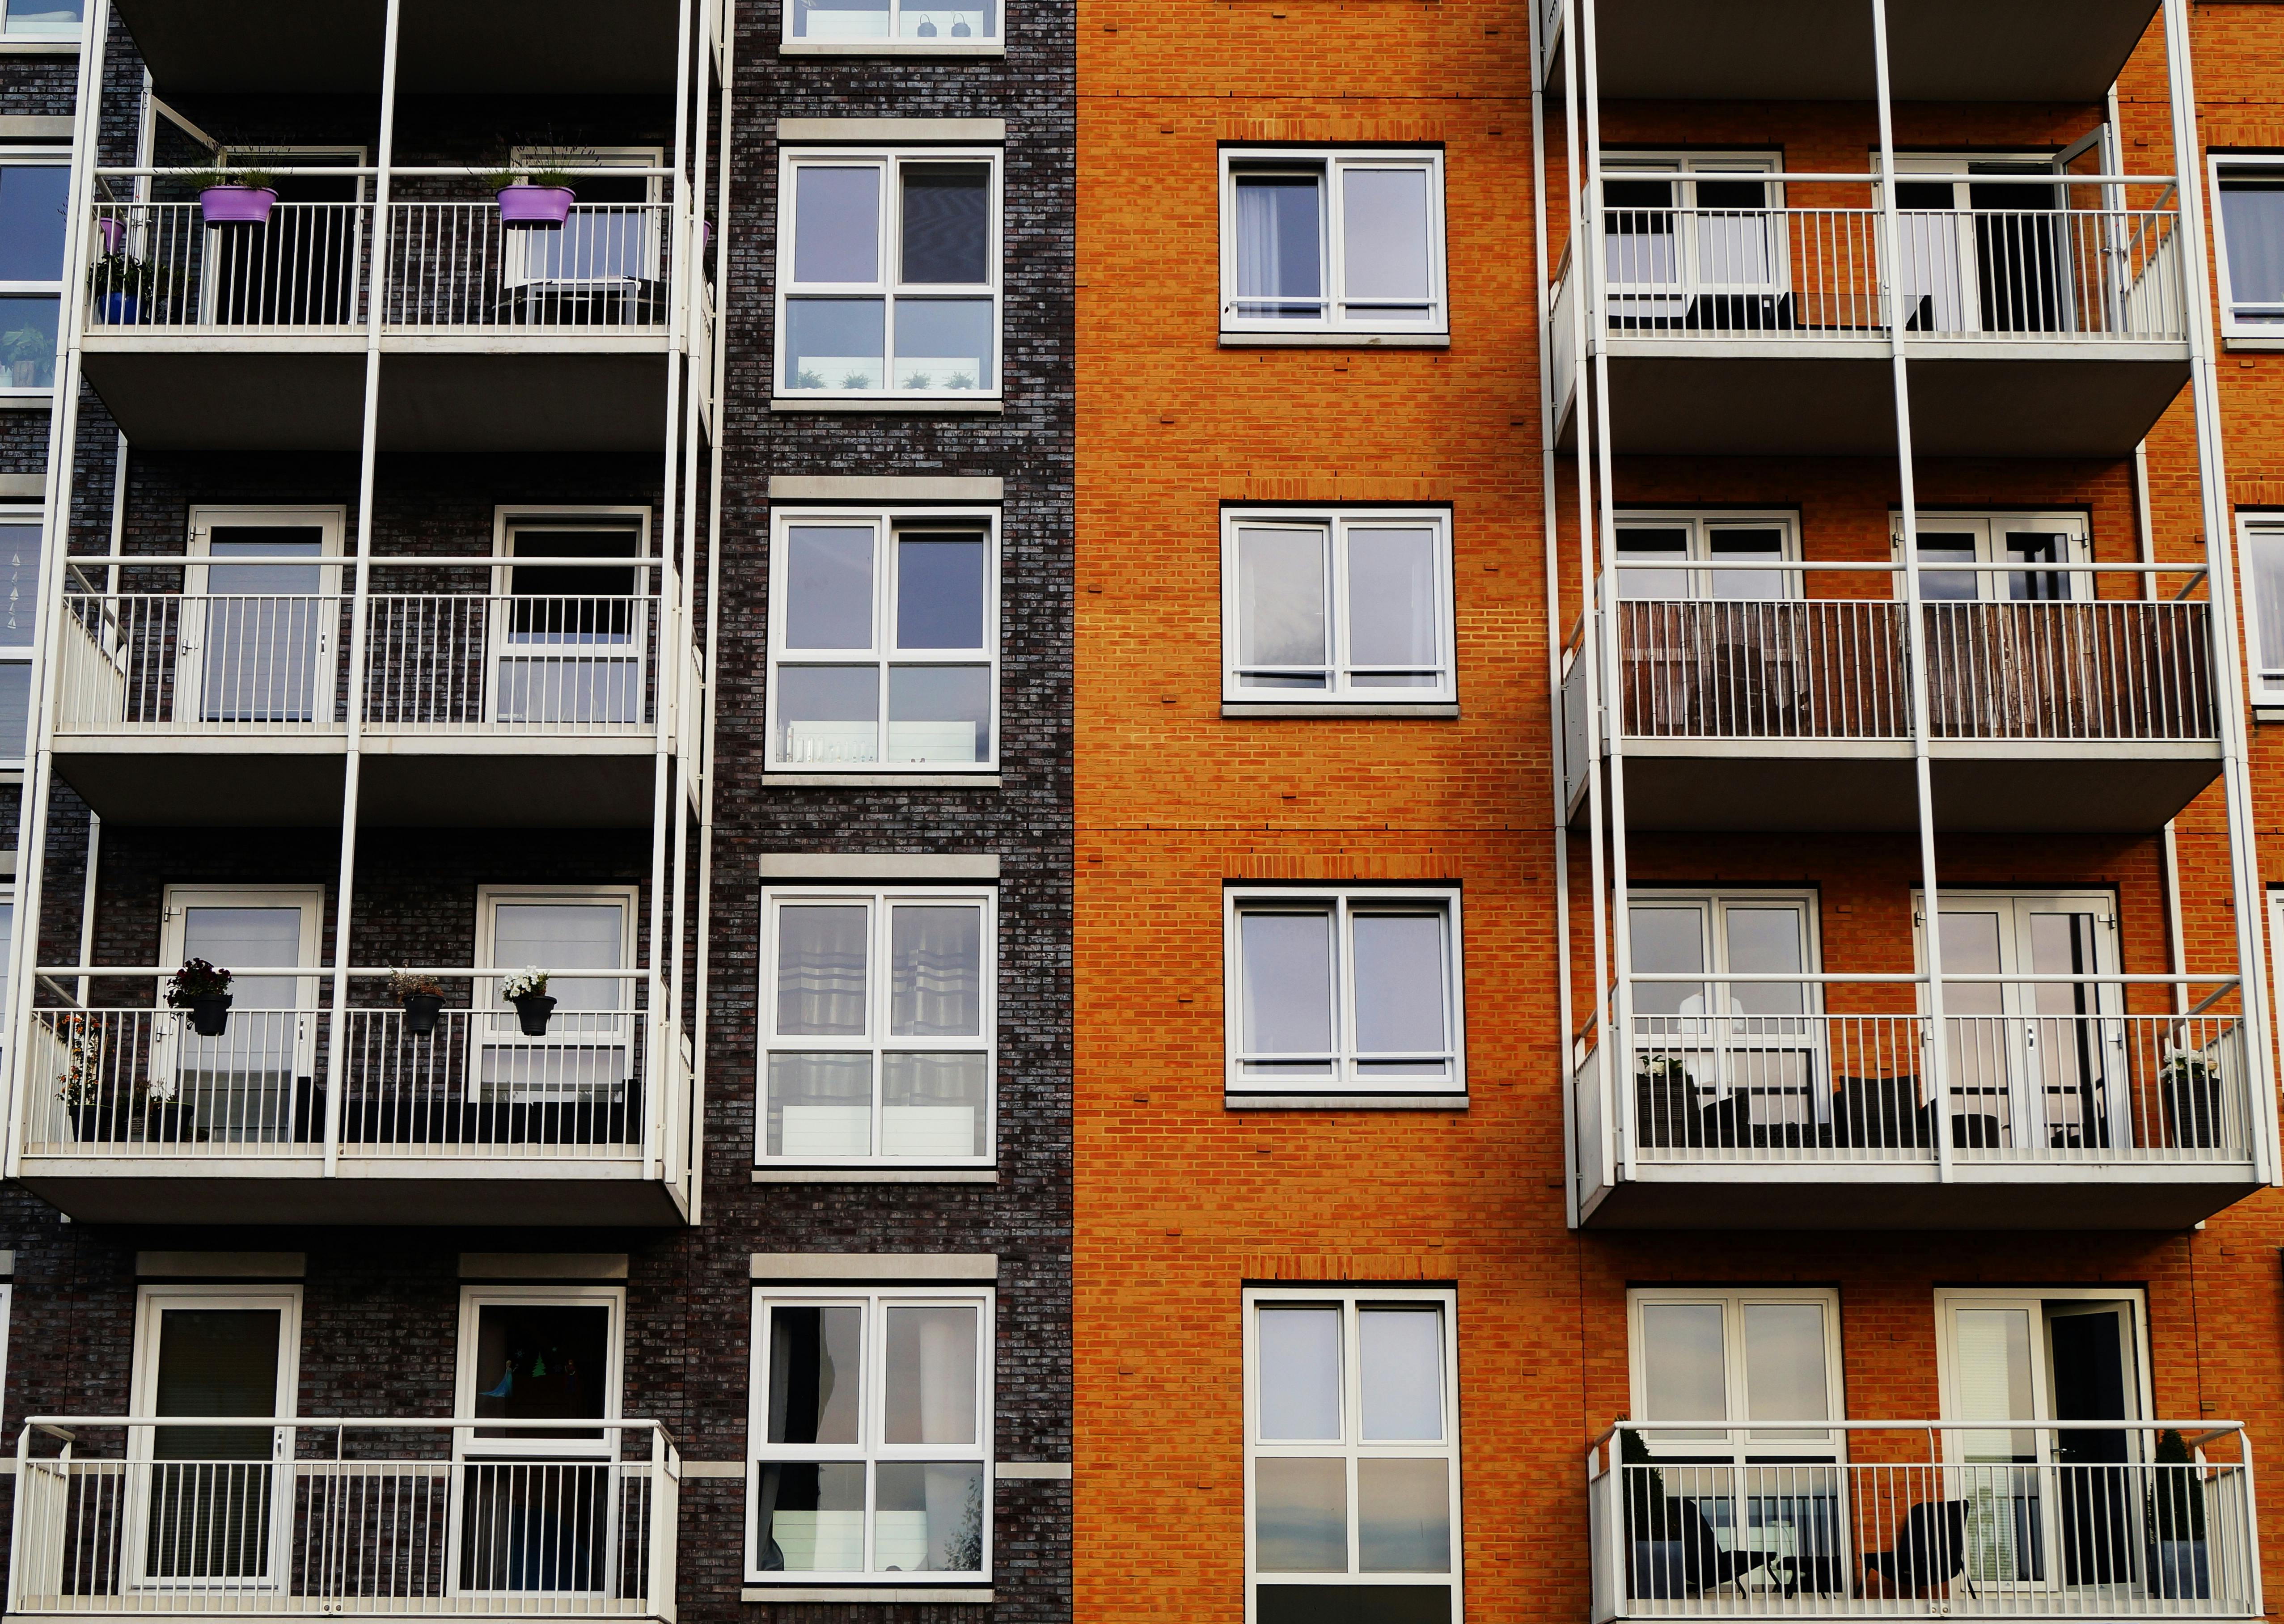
[[763, 773, 1001, 788], [1223, 702, 1458, 719], [2224, 335, 2284, 352], [0, 38, 77, 52], [2254, 706, 2284, 725], [1227, 1093, 1469, 1111], [778, 39, 1005, 54], [771, 396, 1004, 414], [1219, 331, 1450, 349], [753, 1167, 998, 1184], [743, 1588, 993, 1604], [0, 392, 55, 409]]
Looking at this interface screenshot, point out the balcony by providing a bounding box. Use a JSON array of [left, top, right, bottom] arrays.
[[1561, 594, 2221, 832], [1586, 1421, 2259, 1623], [10, 1419, 678, 1622], [1541, 0, 2160, 103], [1548, 202, 2189, 456], [48, 579, 673, 826], [79, 195, 699, 452], [13, 973, 695, 1225], [1571, 986, 2261, 1228]]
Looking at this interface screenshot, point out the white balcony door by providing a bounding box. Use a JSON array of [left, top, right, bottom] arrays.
[[475, 889, 636, 1108], [155, 887, 322, 1144], [1887, 155, 2073, 337], [488, 517, 647, 727], [1914, 892, 2122, 1153], [184, 507, 343, 727], [128, 1286, 300, 1593], [1898, 514, 2090, 604]]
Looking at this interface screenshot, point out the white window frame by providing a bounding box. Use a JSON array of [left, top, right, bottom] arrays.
[[453, 1283, 626, 1460], [1219, 148, 1449, 336], [1222, 885, 1465, 1097], [0, 146, 69, 397], [780, 0, 1001, 50], [472, 884, 640, 1106], [1625, 1286, 1844, 1463], [1932, 1285, 2152, 1451], [0, 0, 84, 39], [758, 884, 997, 1167], [2209, 154, 2284, 339], [765, 506, 1000, 773], [486, 506, 655, 731], [1219, 507, 1455, 704], [1243, 1286, 1462, 1624], [155, 884, 325, 1119], [2240, 513, 2284, 703], [1889, 509, 2091, 603], [774, 148, 1003, 400], [1601, 152, 1785, 324], [1874, 152, 2073, 338], [744, 1283, 995, 1585], [1613, 509, 1801, 601], [0, 505, 41, 764]]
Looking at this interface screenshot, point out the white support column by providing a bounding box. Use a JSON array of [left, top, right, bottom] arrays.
[[5, 0, 111, 1177], [2160, 0, 2280, 1182], [1868, 0, 1952, 1176], [321, 0, 402, 1176]]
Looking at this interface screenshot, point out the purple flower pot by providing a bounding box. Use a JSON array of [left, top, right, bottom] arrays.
[[96, 215, 125, 254], [200, 185, 277, 225], [498, 185, 575, 227]]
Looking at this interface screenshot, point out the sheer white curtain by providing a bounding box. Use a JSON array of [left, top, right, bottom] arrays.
[[1235, 175, 1322, 311], [776, 905, 868, 1034], [888, 905, 981, 1037]]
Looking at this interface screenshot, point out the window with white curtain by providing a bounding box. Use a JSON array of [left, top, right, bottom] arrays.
[[747, 1286, 992, 1584], [760, 887, 994, 1165], [2240, 516, 2284, 703], [775, 149, 1001, 398], [767, 508, 998, 771], [475, 888, 637, 1104], [1222, 509, 1454, 704], [1221, 149, 1447, 336], [1245, 1287, 1461, 1624], [1224, 887, 1463, 1096], [2212, 157, 2284, 334]]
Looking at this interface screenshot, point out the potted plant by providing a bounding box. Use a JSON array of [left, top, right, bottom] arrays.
[[87, 246, 178, 326], [1, 319, 52, 389], [503, 967, 555, 1036], [1634, 1053, 1696, 1149], [142, 1073, 191, 1146], [2162, 1052, 2224, 1150], [190, 167, 278, 226], [1620, 1425, 1688, 1599], [53, 1012, 114, 1142], [390, 969, 446, 1037], [485, 149, 588, 228], [166, 958, 233, 1037], [2149, 1427, 2211, 1599]]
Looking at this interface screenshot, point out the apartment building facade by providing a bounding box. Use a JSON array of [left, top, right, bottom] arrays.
[[1077, 3, 2284, 1624], [0, 2, 1074, 1624]]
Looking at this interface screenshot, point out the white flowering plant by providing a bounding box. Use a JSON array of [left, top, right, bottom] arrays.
[[501, 967, 550, 1001]]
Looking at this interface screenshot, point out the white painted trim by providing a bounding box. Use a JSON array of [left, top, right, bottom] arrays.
[[751, 1253, 999, 1280], [742, 1589, 992, 1603], [1220, 508, 1457, 705], [765, 773, 1002, 787], [458, 1253, 630, 1280], [769, 475, 1004, 502], [771, 398, 1005, 413], [757, 853, 999, 880], [755, 1167, 1000, 1183], [778, 40, 1005, 55], [777, 118, 1006, 143], [1223, 703, 1459, 719], [137, 1251, 305, 1278]]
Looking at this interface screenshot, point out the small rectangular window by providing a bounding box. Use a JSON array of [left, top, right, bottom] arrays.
[[1224, 887, 1463, 1097], [748, 1286, 993, 1584], [767, 508, 997, 771], [785, 0, 998, 46], [2246, 518, 2284, 701], [1221, 150, 1447, 336], [2214, 157, 2284, 333], [1246, 1287, 1461, 1624], [777, 151, 1001, 398], [1613, 510, 1799, 602], [759, 886, 995, 1165], [1222, 509, 1454, 705]]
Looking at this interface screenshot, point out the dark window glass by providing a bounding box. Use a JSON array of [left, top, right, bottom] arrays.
[[901, 164, 990, 284]]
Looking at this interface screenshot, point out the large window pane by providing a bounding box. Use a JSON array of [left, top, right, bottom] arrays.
[[1235, 173, 1324, 316], [896, 533, 986, 650], [776, 905, 869, 1035], [767, 1306, 859, 1452], [1628, 905, 1706, 1018], [1360, 1307, 1443, 1442], [1357, 1459, 1451, 1573], [777, 665, 880, 763], [1707, 526, 1785, 602], [1237, 527, 1328, 685], [1240, 911, 1334, 1066], [1258, 1305, 1342, 1440], [888, 905, 982, 1037], [0, 662, 30, 759], [1742, 1303, 1828, 1436], [892, 298, 992, 391], [1640, 1301, 1727, 1425], [791, 0, 888, 37], [785, 298, 885, 392], [1916, 533, 1980, 601], [757, 1461, 864, 1572], [1341, 169, 1431, 308], [1351, 913, 1447, 1060], [0, 524, 37, 650], [1346, 528, 1437, 682], [883, 1306, 977, 1445], [886, 664, 990, 761], [1256, 1588, 1453, 1624], [0, 166, 68, 280], [3, 0, 80, 33], [767, 1053, 873, 1157], [1952, 1307, 2036, 1463], [794, 167, 881, 283], [1615, 526, 1689, 601], [1255, 1457, 1347, 1571], [1723, 907, 1804, 1018], [901, 165, 990, 284], [469, 1302, 609, 1428], [2222, 174, 2284, 322], [882, 1053, 987, 1156], [785, 527, 875, 649], [0, 296, 58, 389], [874, 1461, 984, 1571], [492, 903, 623, 1013]]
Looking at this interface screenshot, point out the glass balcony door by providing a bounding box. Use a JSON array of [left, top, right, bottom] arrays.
[[475, 891, 634, 1118], [1889, 157, 2073, 336], [183, 508, 342, 727], [152, 887, 322, 1145], [489, 520, 646, 727]]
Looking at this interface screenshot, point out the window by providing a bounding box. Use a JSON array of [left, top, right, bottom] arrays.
[[748, 1286, 992, 1583], [1222, 509, 1454, 704], [2, 0, 79, 35], [0, 152, 68, 394], [784, 0, 998, 46], [0, 509, 39, 759], [182, 506, 345, 727], [1614, 511, 1798, 601], [1224, 887, 1463, 1097], [767, 508, 997, 770], [777, 150, 999, 398], [492, 508, 651, 727], [1245, 1288, 1460, 1624], [1893, 510, 2089, 603], [760, 887, 994, 1165], [1221, 149, 1447, 336], [508, 148, 661, 295], [456, 1286, 624, 1437], [153, 885, 323, 1144], [475, 887, 639, 1108], [2242, 516, 2284, 702], [1627, 1288, 1841, 1460], [1602, 155, 1782, 329], [2213, 157, 2284, 334]]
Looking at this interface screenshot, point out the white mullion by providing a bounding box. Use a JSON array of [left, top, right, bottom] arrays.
[[1327, 518, 1349, 695], [1327, 157, 1348, 328], [1333, 895, 1355, 1083], [868, 898, 887, 1158], [881, 159, 901, 390], [872, 518, 892, 763], [1342, 1298, 1363, 1577]]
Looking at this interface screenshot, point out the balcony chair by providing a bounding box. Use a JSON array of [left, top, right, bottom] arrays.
[[1860, 1500, 1974, 1601], [1631, 1496, 1777, 1600]]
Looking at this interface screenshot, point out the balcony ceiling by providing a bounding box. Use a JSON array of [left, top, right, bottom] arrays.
[[111, 0, 681, 95], [1550, 0, 2159, 102]]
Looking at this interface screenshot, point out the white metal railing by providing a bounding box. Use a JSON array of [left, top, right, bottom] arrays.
[[10, 1419, 678, 1620], [52, 593, 661, 738], [1595, 207, 2186, 342], [1620, 998, 2249, 1166], [87, 202, 370, 331], [385, 204, 672, 331], [1611, 599, 2215, 743], [1586, 1421, 2259, 1621]]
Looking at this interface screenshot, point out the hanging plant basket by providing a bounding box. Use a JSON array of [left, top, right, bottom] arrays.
[[186, 993, 232, 1037], [497, 184, 575, 227], [199, 185, 278, 226], [512, 992, 557, 1037], [401, 992, 444, 1037]]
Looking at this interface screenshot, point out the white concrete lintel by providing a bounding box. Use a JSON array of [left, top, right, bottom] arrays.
[[750, 1252, 998, 1281], [758, 853, 1000, 880], [776, 117, 1004, 143], [767, 475, 1004, 502]]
